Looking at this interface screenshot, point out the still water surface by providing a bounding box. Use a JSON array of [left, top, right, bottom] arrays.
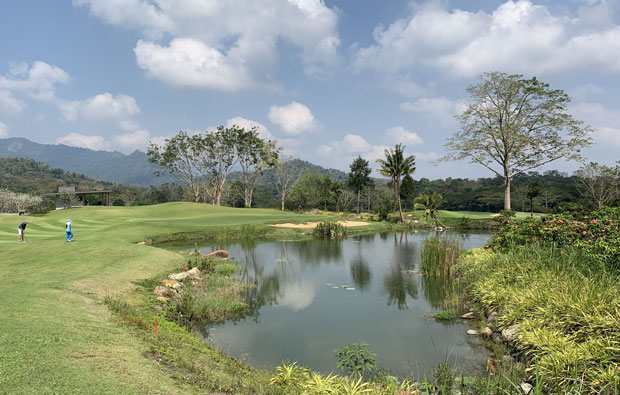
[[192, 231, 490, 377]]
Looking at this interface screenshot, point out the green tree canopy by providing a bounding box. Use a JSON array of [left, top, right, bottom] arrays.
[[348, 156, 372, 214], [444, 72, 592, 210]]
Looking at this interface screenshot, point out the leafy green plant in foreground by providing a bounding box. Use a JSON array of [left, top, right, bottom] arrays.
[[334, 342, 377, 377]]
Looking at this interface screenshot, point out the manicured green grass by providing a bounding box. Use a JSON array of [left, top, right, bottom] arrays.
[[0, 203, 335, 394]]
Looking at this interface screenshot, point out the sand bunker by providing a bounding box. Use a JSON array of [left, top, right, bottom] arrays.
[[270, 220, 370, 229], [489, 213, 501, 217]]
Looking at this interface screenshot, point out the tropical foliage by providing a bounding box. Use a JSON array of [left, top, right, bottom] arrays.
[[376, 144, 416, 222]]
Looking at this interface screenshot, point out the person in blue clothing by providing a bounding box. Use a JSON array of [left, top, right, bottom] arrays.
[[65, 219, 73, 242], [18, 221, 29, 243]]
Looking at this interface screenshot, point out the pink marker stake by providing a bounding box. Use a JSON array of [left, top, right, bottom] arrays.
[[155, 317, 158, 336]]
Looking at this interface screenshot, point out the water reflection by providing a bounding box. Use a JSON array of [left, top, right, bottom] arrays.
[[189, 231, 491, 377]]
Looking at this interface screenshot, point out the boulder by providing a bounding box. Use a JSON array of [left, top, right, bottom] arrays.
[[153, 306, 163, 312], [187, 267, 201, 279], [501, 324, 520, 342], [162, 279, 182, 290], [520, 382, 533, 394], [461, 312, 476, 319], [137, 241, 146, 245], [156, 296, 170, 303], [168, 272, 191, 281], [466, 329, 478, 335], [154, 286, 172, 297], [180, 263, 190, 271], [481, 327, 493, 338], [492, 333, 503, 343], [206, 250, 228, 259]]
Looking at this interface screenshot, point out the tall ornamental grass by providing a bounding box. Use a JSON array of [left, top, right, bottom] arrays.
[[460, 246, 620, 392], [421, 237, 462, 277]]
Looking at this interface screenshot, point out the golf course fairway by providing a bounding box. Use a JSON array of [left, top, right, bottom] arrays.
[[0, 203, 332, 394]]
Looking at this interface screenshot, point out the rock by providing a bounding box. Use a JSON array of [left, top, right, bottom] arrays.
[[156, 296, 170, 303], [187, 267, 201, 279], [180, 263, 190, 271], [520, 382, 533, 394], [501, 324, 520, 342], [466, 329, 478, 335], [153, 306, 163, 312], [461, 311, 476, 319], [487, 358, 498, 374], [154, 286, 172, 297], [487, 311, 498, 322], [502, 355, 515, 365], [168, 272, 191, 281], [137, 241, 146, 245], [206, 249, 228, 259], [492, 333, 503, 343], [162, 279, 182, 289], [481, 327, 493, 338]]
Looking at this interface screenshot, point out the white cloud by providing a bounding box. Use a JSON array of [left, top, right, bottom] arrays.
[[0, 122, 8, 138], [113, 129, 151, 150], [384, 126, 423, 146], [56, 132, 110, 151], [76, 0, 341, 90], [60, 93, 141, 129], [268, 101, 317, 135], [135, 38, 263, 91], [0, 61, 71, 113], [400, 97, 466, 126], [570, 102, 620, 146], [354, 1, 620, 80], [226, 116, 274, 140]]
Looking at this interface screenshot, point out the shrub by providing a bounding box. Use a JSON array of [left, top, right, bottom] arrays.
[[334, 342, 377, 377], [489, 206, 620, 269], [312, 221, 347, 239], [112, 198, 125, 206]]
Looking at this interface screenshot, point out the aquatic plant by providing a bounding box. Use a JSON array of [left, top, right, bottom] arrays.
[[312, 221, 347, 239], [421, 237, 462, 277]]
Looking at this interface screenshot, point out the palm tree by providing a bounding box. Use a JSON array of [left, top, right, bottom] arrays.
[[376, 144, 416, 222], [415, 193, 446, 228]]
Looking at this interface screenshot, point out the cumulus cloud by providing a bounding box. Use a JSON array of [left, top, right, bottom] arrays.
[[0, 61, 71, 113], [60, 92, 141, 129], [113, 129, 151, 150], [354, 0, 620, 79], [57, 132, 110, 151], [384, 126, 423, 146], [226, 116, 274, 140], [0, 122, 8, 138], [268, 101, 317, 135], [400, 97, 466, 126], [75, 0, 341, 90]]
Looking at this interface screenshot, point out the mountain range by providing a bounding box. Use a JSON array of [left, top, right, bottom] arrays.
[[0, 137, 349, 187]]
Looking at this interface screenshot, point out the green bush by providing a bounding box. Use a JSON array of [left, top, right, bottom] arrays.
[[334, 342, 377, 377], [489, 207, 620, 269], [312, 221, 347, 239], [112, 198, 125, 206]]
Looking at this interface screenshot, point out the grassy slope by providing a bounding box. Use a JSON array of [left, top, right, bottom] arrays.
[[0, 203, 332, 394]]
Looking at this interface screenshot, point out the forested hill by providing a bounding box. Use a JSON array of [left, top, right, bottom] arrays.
[[229, 158, 348, 183], [0, 138, 174, 186], [0, 157, 118, 194]]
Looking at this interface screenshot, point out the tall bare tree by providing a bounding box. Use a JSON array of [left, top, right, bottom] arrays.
[[444, 72, 592, 210], [275, 156, 302, 210], [576, 162, 620, 209]]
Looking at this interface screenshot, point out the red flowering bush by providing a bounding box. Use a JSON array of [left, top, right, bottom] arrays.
[[489, 207, 620, 268]]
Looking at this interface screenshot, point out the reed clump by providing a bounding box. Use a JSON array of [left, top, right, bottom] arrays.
[[421, 237, 462, 277], [312, 221, 347, 239]]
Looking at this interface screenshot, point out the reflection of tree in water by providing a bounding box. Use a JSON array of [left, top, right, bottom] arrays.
[[350, 256, 372, 291], [292, 239, 343, 266], [423, 275, 461, 310], [383, 232, 418, 309]]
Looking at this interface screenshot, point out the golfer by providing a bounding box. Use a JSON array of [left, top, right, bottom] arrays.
[[65, 219, 73, 242], [18, 221, 29, 243]]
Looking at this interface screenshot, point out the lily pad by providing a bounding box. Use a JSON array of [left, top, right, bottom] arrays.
[[331, 286, 340, 289], [344, 287, 356, 291]]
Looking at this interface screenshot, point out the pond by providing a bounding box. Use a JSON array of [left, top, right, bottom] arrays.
[[189, 231, 491, 378]]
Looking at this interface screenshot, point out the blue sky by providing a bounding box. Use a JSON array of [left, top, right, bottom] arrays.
[[1, 0, 619, 179]]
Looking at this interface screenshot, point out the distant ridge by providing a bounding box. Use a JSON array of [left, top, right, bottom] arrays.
[[0, 137, 174, 186], [0, 137, 352, 186]]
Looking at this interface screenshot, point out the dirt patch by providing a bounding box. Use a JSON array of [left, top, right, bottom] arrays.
[[270, 220, 370, 229], [490, 214, 501, 217]]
